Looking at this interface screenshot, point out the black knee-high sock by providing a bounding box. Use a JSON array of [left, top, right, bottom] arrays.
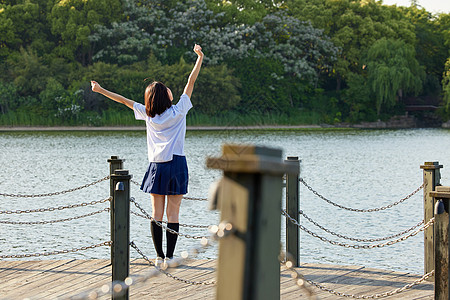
[[166, 223, 179, 258], [151, 220, 165, 259]]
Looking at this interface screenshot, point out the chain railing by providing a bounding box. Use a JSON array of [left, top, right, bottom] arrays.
[[299, 209, 425, 242], [0, 176, 110, 198], [131, 241, 216, 286], [130, 197, 209, 239], [299, 178, 424, 212], [67, 231, 219, 300], [0, 197, 111, 215], [0, 168, 437, 299], [280, 253, 317, 299], [0, 241, 111, 259], [0, 207, 109, 225], [305, 270, 435, 299], [282, 209, 435, 249]]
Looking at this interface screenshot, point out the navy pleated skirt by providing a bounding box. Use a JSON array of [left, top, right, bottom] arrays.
[[140, 155, 189, 195]]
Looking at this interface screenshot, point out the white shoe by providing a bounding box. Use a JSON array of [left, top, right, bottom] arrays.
[[164, 257, 178, 269], [154, 257, 163, 267]]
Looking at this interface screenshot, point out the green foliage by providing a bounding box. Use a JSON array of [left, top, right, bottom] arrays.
[[286, 0, 417, 89], [39, 78, 67, 112], [341, 73, 377, 122], [0, 0, 48, 54], [402, 6, 447, 99], [8, 47, 49, 96], [204, 0, 282, 25], [365, 38, 424, 115], [0, 81, 18, 114], [49, 0, 122, 64], [0, 0, 448, 126], [443, 58, 450, 115]]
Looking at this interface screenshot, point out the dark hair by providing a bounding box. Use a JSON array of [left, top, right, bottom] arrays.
[[145, 81, 172, 118]]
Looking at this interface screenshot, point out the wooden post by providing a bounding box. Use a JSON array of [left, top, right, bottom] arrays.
[[285, 156, 300, 267], [108, 156, 124, 263], [420, 161, 443, 278], [430, 186, 450, 300], [207, 144, 299, 300], [111, 169, 132, 300]]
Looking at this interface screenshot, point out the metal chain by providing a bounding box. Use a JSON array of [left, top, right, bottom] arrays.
[[130, 180, 207, 201], [299, 210, 425, 242], [280, 253, 317, 299], [0, 241, 111, 259], [130, 197, 208, 239], [0, 176, 110, 198], [282, 209, 435, 249], [0, 208, 109, 225], [68, 237, 217, 299], [299, 178, 423, 212], [0, 197, 111, 215], [131, 179, 141, 187], [306, 270, 434, 299], [130, 210, 210, 229], [130, 241, 216, 286], [183, 196, 208, 201]]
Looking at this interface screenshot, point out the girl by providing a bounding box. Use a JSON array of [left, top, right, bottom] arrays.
[[91, 44, 204, 266]]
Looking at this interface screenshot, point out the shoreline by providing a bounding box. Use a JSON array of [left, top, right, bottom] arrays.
[[1, 115, 448, 131], [0, 125, 333, 131]]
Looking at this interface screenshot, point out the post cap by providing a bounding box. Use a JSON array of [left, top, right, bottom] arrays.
[[111, 169, 132, 180], [207, 144, 298, 174], [420, 161, 443, 170], [108, 156, 125, 163]]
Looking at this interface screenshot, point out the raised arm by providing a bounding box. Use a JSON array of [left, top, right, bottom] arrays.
[[183, 44, 204, 98], [91, 81, 135, 110]]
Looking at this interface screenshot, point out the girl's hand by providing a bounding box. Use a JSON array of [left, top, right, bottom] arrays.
[[193, 44, 203, 57], [91, 81, 102, 93]]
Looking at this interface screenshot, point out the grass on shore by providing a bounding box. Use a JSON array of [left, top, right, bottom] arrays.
[[0, 109, 323, 127]]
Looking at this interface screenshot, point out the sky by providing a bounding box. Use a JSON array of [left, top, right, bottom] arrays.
[[381, 0, 450, 14]]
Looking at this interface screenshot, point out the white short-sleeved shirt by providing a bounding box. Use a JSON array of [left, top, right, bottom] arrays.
[[133, 94, 193, 162]]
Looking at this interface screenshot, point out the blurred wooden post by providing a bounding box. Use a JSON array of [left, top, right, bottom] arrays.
[[430, 186, 450, 300], [285, 156, 300, 267], [108, 156, 124, 263], [207, 144, 298, 300], [420, 161, 442, 279], [111, 169, 132, 300]]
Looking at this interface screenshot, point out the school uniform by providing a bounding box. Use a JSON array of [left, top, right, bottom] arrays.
[[133, 94, 192, 195]]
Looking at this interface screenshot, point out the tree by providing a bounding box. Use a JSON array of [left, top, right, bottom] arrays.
[[48, 0, 122, 65], [285, 0, 417, 91], [402, 6, 447, 96], [8, 47, 50, 96], [0, 81, 18, 114], [365, 38, 424, 115], [89, 0, 338, 113], [204, 0, 281, 25], [0, 0, 52, 59]]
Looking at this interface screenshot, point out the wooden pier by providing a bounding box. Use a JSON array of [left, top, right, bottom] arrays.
[[1, 154, 446, 299], [0, 259, 433, 299]]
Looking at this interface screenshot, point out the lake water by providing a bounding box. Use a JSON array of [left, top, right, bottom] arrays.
[[1, 128, 450, 275]]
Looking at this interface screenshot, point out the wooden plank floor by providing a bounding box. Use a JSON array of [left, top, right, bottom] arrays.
[[0, 259, 433, 299]]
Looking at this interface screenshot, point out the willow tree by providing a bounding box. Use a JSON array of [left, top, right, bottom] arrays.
[[365, 38, 424, 115]]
